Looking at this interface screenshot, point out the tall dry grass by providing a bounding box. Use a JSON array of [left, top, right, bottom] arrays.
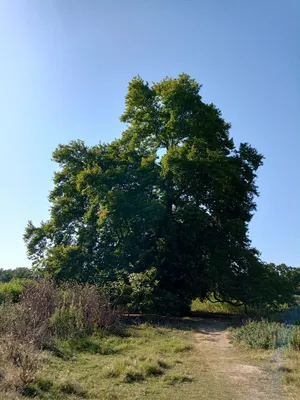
[[0, 279, 120, 396]]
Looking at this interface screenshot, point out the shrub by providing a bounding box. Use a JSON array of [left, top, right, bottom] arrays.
[[290, 326, 300, 349], [0, 336, 40, 392], [0, 280, 120, 349], [232, 320, 294, 349], [0, 278, 120, 398], [50, 305, 82, 339], [56, 283, 121, 336], [0, 279, 32, 304], [49, 284, 121, 340]]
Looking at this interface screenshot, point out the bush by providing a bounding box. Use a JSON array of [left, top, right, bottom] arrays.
[[0, 279, 32, 304], [0, 280, 120, 396], [290, 326, 300, 349], [232, 320, 294, 349], [59, 283, 121, 334], [0, 336, 40, 392], [0, 280, 120, 348], [50, 305, 82, 339]]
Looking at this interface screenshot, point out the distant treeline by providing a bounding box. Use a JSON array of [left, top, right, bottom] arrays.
[[0, 267, 35, 283]]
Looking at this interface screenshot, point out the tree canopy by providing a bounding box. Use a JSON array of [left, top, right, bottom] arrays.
[[24, 74, 293, 314]]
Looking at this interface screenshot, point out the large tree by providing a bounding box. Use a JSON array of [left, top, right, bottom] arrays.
[[25, 74, 266, 314]]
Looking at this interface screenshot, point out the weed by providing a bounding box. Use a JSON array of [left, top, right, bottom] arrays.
[[59, 380, 87, 397], [102, 365, 121, 378], [123, 367, 145, 383], [0, 336, 40, 391], [142, 361, 164, 376]]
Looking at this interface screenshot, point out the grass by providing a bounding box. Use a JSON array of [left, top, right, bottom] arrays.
[[17, 323, 196, 399], [231, 320, 300, 350], [191, 297, 244, 315], [230, 314, 300, 397]]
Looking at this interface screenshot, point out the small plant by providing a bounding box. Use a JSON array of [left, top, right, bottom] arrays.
[[142, 361, 164, 377], [59, 380, 87, 397], [102, 365, 121, 378], [0, 336, 40, 392], [50, 305, 82, 339], [0, 279, 31, 304], [123, 367, 145, 383]]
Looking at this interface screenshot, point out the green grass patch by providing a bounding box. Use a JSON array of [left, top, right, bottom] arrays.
[[30, 322, 197, 399], [59, 380, 88, 397], [191, 297, 244, 315]]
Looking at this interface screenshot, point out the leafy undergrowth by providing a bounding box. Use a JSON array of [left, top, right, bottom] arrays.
[[10, 323, 195, 400]]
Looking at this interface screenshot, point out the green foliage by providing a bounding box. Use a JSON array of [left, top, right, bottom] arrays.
[[0, 267, 34, 283], [0, 279, 32, 303], [0, 280, 120, 351], [50, 305, 82, 339], [15, 322, 197, 399], [290, 326, 300, 349], [25, 73, 293, 314], [232, 320, 300, 350], [104, 267, 159, 313], [242, 263, 298, 311], [191, 297, 244, 315]]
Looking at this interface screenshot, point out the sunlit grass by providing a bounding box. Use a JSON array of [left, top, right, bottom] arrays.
[[19, 323, 196, 399], [191, 297, 244, 315]]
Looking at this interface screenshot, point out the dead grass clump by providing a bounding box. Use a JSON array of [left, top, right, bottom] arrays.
[[0, 336, 40, 393]]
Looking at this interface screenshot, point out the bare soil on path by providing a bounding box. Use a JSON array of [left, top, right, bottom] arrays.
[[190, 316, 294, 400]]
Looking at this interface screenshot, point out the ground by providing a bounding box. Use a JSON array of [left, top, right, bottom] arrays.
[[192, 316, 290, 400], [10, 316, 300, 400]]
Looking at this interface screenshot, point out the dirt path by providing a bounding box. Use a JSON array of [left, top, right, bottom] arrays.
[[191, 317, 292, 400]]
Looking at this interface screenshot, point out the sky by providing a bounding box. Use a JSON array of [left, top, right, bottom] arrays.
[[0, 0, 299, 269]]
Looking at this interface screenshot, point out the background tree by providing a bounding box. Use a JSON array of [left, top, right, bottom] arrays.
[[0, 267, 34, 283], [25, 74, 270, 314]]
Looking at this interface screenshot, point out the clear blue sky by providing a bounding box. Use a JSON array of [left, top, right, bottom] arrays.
[[0, 1, 299, 269]]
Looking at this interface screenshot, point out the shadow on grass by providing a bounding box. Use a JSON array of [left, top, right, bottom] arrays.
[[121, 312, 242, 334]]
